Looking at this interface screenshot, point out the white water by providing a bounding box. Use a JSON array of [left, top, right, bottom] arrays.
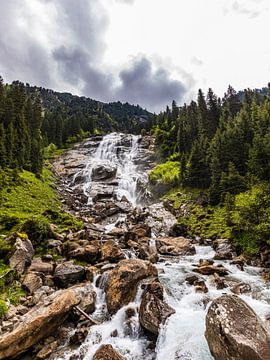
[[64, 133, 270, 360], [77, 133, 142, 206]]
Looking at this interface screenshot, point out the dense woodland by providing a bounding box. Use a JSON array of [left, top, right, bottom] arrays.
[[152, 85, 270, 204], [0, 77, 151, 174]]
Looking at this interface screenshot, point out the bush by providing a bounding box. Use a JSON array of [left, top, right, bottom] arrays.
[[0, 300, 8, 320], [149, 161, 180, 185], [20, 217, 53, 245]]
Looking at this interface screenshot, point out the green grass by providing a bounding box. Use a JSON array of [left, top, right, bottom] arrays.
[[149, 161, 180, 185]]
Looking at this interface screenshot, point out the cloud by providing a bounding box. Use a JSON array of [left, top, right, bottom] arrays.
[[0, 0, 192, 112], [224, 0, 261, 18], [191, 56, 203, 66], [114, 57, 187, 112], [115, 0, 135, 4]]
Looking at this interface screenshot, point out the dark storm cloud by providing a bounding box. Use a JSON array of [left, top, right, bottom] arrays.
[[0, 0, 192, 111], [115, 57, 187, 112]]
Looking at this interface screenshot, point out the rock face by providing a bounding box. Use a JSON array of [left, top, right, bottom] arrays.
[[54, 262, 85, 288], [139, 283, 175, 336], [93, 344, 125, 360], [156, 237, 195, 256], [91, 164, 117, 181], [105, 259, 157, 314], [205, 295, 270, 360], [8, 233, 34, 273], [0, 284, 95, 359]]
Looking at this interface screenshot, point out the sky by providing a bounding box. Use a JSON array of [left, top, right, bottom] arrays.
[[0, 0, 269, 112]]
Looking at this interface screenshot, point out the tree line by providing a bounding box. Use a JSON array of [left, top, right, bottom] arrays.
[[152, 84, 270, 204]]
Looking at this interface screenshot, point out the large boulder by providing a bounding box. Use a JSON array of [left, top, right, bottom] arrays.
[[139, 282, 175, 336], [54, 262, 85, 288], [213, 238, 235, 260], [205, 295, 270, 360], [28, 258, 54, 275], [22, 272, 43, 294], [91, 164, 117, 181], [69, 241, 100, 264], [156, 236, 195, 256], [0, 284, 95, 359], [100, 241, 125, 263], [105, 259, 157, 314], [8, 233, 34, 273], [93, 344, 125, 360], [194, 264, 228, 276]]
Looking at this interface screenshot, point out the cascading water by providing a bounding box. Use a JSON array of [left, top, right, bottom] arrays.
[[63, 133, 270, 360], [75, 133, 142, 206]]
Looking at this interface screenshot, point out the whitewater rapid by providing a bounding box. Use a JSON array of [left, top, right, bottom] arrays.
[[64, 133, 270, 360]]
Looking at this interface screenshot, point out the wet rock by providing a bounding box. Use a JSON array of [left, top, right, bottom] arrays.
[[22, 272, 43, 294], [129, 224, 151, 239], [231, 282, 251, 295], [185, 274, 199, 285], [213, 273, 227, 290], [213, 238, 235, 260], [54, 262, 85, 288], [205, 295, 270, 360], [8, 233, 34, 274], [93, 344, 125, 360], [91, 164, 117, 181], [138, 242, 158, 264], [156, 237, 195, 256], [194, 279, 208, 293], [194, 265, 228, 276], [0, 285, 89, 359], [199, 259, 214, 267], [28, 258, 54, 275], [70, 320, 90, 346], [139, 287, 175, 336], [105, 259, 157, 314], [100, 241, 125, 263]]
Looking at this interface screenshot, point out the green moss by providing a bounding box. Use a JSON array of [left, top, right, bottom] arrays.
[[149, 161, 180, 185], [0, 299, 8, 320]]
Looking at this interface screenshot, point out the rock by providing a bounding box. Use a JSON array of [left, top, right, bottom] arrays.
[[105, 259, 157, 314], [28, 258, 54, 275], [156, 237, 195, 256], [231, 282, 251, 295], [205, 295, 270, 360], [213, 238, 235, 260], [22, 272, 43, 294], [69, 241, 100, 264], [100, 241, 125, 263], [213, 273, 227, 290], [129, 224, 151, 239], [139, 288, 175, 336], [199, 259, 214, 267], [8, 233, 34, 274], [194, 265, 228, 276], [93, 344, 125, 360], [138, 242, 158, 264], [47, 239, 62, 248], [0, 285, 90, 359], [194, 279, 208, 293], [91, 164, 117, 181], [185, 274, 199, 285], [54, 262, 85, 288], [36, 340, 58, 359]]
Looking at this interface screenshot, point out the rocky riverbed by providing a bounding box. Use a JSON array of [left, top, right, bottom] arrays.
[[1, 133, 270, 360]]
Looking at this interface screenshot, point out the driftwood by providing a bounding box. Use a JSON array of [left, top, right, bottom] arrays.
[[74, 306, 101, 325]]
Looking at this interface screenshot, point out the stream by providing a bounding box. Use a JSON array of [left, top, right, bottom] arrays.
[[61, 133, 270, 360]]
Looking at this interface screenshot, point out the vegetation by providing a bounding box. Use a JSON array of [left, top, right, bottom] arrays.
[[153, 85, 270, 256]]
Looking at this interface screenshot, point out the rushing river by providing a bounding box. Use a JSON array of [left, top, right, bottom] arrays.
[[64, 133, 270, 360]]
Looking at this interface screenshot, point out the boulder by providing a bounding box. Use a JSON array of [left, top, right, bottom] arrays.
[[194, 265, 228, 276], [93, 344, 124, 360], [139, 282, 175, 336], [213, 238, 235, 260], [91, 164, 117, 181], [100, 241, 125, 263], [22, 272, 43, 294], [156, 237, 195, 256], [28, 258, 54, 275], [69, 241, 100, 264], [231, 282, 251, 295], [105, 259, 157, 314], [205, 295, 270, 360], [8, 233, 34, 273], [0, 285, 93, 359], [54, 262, 85, 288]]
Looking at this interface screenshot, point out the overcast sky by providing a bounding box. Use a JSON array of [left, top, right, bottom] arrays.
[[0, 0, 269, 112]]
